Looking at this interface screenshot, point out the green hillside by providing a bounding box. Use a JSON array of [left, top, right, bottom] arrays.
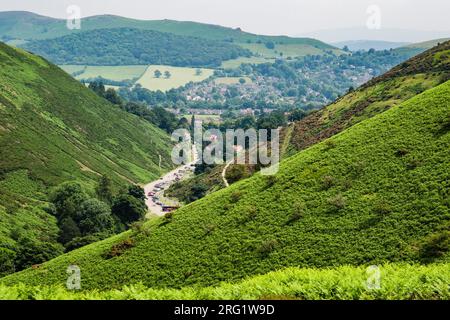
[[2, 263, 449, 300], [21, 28, 252, 67], [393, 38, 450, 58], [3, 76, 449, 290], [286, 40, 450, 153], [0, 11, 338, 57], [0, 42, 173, 273]]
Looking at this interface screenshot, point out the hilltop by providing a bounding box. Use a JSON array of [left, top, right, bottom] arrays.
[[2, 70, 449, 290], [0, 11, 339, 58], [0, 43, 173, 273], [21, 28, 252, 67]]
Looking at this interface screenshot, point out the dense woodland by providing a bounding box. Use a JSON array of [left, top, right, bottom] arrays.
[[22, 28, 252, 67]]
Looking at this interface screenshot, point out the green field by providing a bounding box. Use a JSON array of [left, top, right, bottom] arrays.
[[137, 65, 214, 91], [214, 77, 253, 85], [1, 263, 449, 300], [221, 56, 275, 69], [182, 114, 222, 123], [59, 65, 148, 81]]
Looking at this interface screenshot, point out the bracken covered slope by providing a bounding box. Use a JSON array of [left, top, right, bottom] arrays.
[[2, 77, 448, 290]]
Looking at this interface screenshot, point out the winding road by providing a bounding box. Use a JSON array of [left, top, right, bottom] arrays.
[[144, 144, 198, 217]]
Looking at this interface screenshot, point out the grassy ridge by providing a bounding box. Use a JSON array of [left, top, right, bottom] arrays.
[[2, 79, 449, 290], [0, 11, 338, 60], [287, 40, 450, 153], [0, 12, 335, 47], [1, 263, 449, 300]]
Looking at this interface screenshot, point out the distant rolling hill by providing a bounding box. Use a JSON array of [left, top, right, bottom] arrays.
[[20, 28, 252, 67], [394, 37, 450, 57], [0, 11, 340, 60], [332, 40, 409, 51], [0, 42, 173, 272], [2, 43, 449, 290]]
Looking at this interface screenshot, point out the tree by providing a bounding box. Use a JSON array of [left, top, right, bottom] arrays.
[[96, 176, 114, 204], [164, 71, 171, 79], [188, 183, 208, 202], [112, 194, 147, 226], [104, 88, 122, 105], [65, 234, 105, 252], [88, 81, 106, 97], [154, 70, 162, 78], [265, 41, 275, 49], [127, 185, 146, 202], [343, 45, 350, 52], [78, 199, 115, 235], [289, 109, 307, 122], [239, 78, 246, 84], [14, 237, 64, 270], [49, 182, 89, 220], [195, 68, 203, 76], [0, 248, 16, 277], [58, 217, 81, 244]]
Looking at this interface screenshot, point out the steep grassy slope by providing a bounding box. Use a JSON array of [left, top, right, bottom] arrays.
[[0, 11, 338, 56], [3, 80, 449, 289], [0, 42, 173, 264], [2, 263, 449, 300], [286, 41, 450, 153]]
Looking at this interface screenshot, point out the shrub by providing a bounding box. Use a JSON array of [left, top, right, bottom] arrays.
[[105, 238, 135, 259], [395, 148, 409, 157], [323, 139, 337, 150], [257, 239, 279, 257], [265, 175, 278, 188], [419, 230, 450, 262], [286, 202, 305, 225], [245, 206, 258, 222], [130, 221, 150, 236], [230, 191, 243, 203], [321, 175, 335, 190], [373, 200, 392, 216], [204, 224, 217, 235], [164, 211, 174, 221], [327, 194, 346, 211], [406, 157, 422, 170]]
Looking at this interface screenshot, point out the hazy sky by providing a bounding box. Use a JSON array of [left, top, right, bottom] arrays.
[[1, 0, 450, 37]]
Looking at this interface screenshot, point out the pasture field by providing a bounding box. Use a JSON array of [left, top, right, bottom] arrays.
[[137, 65, 214, 91], [221, 56, 275, 69], [59, 65, 148, 81], [214, 76, 253, 85], [182, 114, 222, 123]]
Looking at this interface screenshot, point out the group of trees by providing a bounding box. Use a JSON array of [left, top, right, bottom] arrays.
[[88, 81, 180, 133], [23, 28, 252, 68], [154, 70, 171, 79], [51, 177, 147, 251]]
